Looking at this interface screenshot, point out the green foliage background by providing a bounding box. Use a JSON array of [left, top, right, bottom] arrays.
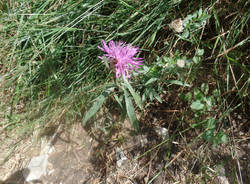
[[0, 0, 249, 147]]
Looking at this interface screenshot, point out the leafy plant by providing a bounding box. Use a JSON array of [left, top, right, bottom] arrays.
[[181, 83, 228, 146], [178, 8, 211, 43]]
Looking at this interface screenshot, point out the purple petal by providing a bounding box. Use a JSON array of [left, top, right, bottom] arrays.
[[98, 40, 144, 79]]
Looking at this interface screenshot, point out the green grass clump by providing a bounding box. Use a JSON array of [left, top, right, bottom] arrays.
[[0, 0, 249, 182], [0, 0, 185, 133]]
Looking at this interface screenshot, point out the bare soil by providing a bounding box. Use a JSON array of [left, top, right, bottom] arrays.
[[0, 110, 249, 184]]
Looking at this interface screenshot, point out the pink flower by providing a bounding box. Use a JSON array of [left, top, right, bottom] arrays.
[[98, 40, 143, 79]]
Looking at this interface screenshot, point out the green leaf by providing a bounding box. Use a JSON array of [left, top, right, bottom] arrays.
[[204, 96, 214, 109], [194, 88, 204, 100], [168, 80, 190, 87], [212, 89, 220, 97], [184, 92, 193, 102], [206, 118, 216, 129], [141, 65, 150, 74], [114, 94, 123, 110], [179, 93, 185, 101], [198, 8, 203, 17], [145, 78, 158, 86], [203, 130, 214, 141], [123, 78, 142, 109], [181, 29, 189, 38], [213, 132, 228, 146], [82, 88, 113, 126], [124, 89, 139, 132], [193, 56, 200, 64], [149, 90, 154, 101], [142, 92, 146, 103], [153, 90, 162, 103], [220, 133, 228, 143], [191, 100, 205, 110], [201, 83, 209, 95]]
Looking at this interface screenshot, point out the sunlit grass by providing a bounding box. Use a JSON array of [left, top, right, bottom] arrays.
[[0, 0, 249, 182]]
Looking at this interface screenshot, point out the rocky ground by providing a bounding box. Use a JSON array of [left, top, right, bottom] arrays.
[[0, 112, 249, 184]]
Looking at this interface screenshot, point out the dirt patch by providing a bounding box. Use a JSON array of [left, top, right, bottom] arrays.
[[0, 113, 249, 184], [0, 123, 100, 184]]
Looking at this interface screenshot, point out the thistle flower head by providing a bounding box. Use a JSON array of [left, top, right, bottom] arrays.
[[98, 40, 143, 79]]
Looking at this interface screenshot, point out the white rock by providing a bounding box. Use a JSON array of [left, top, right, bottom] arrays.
[[140, 135, 148, 147], [23, 154, 48, 182], [116, 148, 128, 167], [154, 127, 169, 139], [216, 176, 230, 184]]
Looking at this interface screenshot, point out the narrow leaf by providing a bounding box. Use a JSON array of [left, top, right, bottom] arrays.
[[123, 79, 142, 109], [191, 100, 204, 110], [145, 78, 158, 86], [114, 94, 123, 110], [153, 91, 162, 103], [124, 89, 139, 132], [82, 88, 112, 126], [168, 80, 190, 87]]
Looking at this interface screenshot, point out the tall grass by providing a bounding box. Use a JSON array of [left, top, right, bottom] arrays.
[[0, 0, 249, 182], [0, 0, 185, 132]]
